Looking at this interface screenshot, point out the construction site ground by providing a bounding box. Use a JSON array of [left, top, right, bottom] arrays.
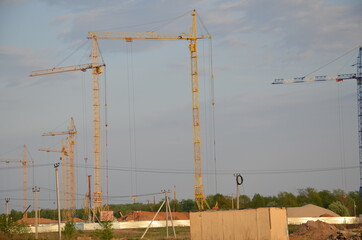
[[2, 221, 362, 239], [5, 211, 362, 239]]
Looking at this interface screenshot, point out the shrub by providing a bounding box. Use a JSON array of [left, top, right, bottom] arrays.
[[63, 220, 77, 239], [0, 214, 30, 235], [96, 221, 114, 240]]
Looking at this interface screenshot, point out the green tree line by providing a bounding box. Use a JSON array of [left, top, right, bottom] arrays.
[[2, 188, 359, 221]]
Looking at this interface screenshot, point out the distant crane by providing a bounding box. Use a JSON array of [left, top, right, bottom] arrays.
[[87, 9, 211, 209], [30, 60, 105, 213], [273, 46, 362, 202], [39, 118, 77, 220], [0, 145, 33, 218], [39, 138, 69, 218]]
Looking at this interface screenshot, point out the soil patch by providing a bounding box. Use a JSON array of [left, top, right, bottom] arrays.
[[118, 211, 189, 221], [17, 217, 57, 225], [289, 220, 342, 240]]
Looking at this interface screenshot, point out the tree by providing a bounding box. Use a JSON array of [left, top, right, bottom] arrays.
[[277, 192, 298, 207], [318, 190, 337, 209], [251, 194, 266, 208], [179, 199, 197, 212], [347, 191, 360, 215], [328, 201, 350, 216], [206, 194, 231, 209], [239, 195, 251, 208], [9, 210, 23, 222], [297, 188, 322, 206]]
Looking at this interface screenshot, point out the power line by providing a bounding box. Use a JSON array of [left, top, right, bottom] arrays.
[[1, 162, 358, 175]]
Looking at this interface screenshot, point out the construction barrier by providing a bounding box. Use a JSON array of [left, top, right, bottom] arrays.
[[190, 208, 289, 240]]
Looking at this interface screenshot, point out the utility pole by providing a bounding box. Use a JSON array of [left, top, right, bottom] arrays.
[[173, 185, 177, 212], [87, 175, 92, 222], [32, 186, 40, 239], [233, 173, 243, 209], [141, 190, 176, 239], [54, 163, 62, 240], [5, 198, 10, 224]]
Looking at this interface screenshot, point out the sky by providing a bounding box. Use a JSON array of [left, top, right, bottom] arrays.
[[0, 0, 361, 213]]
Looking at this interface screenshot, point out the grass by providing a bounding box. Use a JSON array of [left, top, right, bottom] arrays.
[[0, 227, 191, 240]]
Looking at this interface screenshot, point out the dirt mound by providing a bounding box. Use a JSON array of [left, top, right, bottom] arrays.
[[287, 204, 339, 217], [118, 211, 189, 222], [290, 220, 338, 240], [17, 217, 57, 225], [72, 217, 84, 222]]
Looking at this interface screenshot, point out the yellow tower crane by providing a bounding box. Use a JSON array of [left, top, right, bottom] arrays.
[[30, 62, 105, 213], [39, 118, 77, 220], [0, 145, 33, 218], [39, 138, 71, 219], [87, 9, 211, 209]]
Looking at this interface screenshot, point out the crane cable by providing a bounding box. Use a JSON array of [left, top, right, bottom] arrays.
[[53, 39, 89, 68], [104, 65, 110, 207], [303, 46, 358, 78], [337, 83, 347, 191], [126, 40, 138, 197], [335, 52, 355, 192], [196, 11, 218, 194]]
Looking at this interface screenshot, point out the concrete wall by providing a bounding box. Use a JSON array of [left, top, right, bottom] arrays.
[[28, 220, 190, 233], [190, 208, 289, 240], [288, 217, 359, 225]]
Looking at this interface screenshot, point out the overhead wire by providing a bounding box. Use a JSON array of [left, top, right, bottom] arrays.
[[2, 162, 357, 175]]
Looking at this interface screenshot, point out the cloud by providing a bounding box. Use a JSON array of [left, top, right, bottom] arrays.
[[0, 45, 81, 88], [240, 0, 362, 57]]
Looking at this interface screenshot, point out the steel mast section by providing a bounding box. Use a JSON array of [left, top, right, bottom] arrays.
[[0, 145, 33, 218], [30, 60, 105, 212], [39, 118, 77, 219], [87, 9, 211, 209], [273, 46, 362, 202]]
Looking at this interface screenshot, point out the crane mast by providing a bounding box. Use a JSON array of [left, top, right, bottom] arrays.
[[91, 37, 103, 211], [87, 9, 211, 209], [30, 60, 104, 213], [273, 46, 362, 204], [0, 145, 33, 218]]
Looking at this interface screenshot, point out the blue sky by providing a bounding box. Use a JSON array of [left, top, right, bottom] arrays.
[[0, 0, 361, 212]]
